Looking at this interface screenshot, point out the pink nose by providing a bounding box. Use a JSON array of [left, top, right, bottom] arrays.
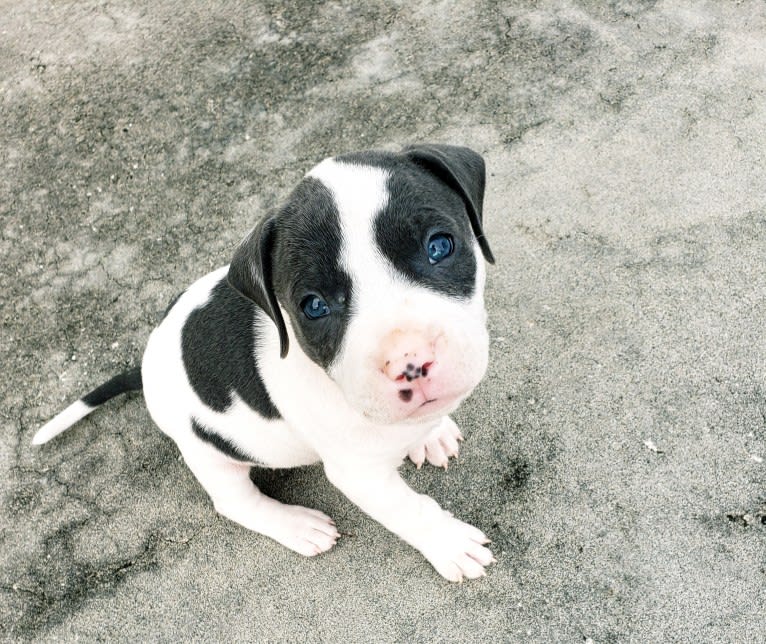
[[382, 331, 436, 383], [385, 358, 434, 383]]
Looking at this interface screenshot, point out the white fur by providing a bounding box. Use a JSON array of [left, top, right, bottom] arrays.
[[32, 400, 93, 445], [407, 416, 464, 470]]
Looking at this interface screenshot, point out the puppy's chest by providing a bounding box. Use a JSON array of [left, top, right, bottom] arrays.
[[259, 352, 435, 463]]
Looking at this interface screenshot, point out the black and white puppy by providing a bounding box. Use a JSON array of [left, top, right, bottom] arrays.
[[33, 144, 496, 582]]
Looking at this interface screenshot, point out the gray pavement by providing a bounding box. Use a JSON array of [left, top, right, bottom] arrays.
[[2, 1, 765, 641]]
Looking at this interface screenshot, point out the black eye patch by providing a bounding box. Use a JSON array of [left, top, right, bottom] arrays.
[[374, 173, 476, 298], [272, 178, 352, 369], [288, 283, 351, 369]]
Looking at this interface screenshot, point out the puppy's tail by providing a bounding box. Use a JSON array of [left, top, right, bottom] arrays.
[[32, 367, 143, 445]]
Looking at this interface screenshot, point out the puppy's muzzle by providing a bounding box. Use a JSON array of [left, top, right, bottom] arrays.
[[380, 329, 444, 407]]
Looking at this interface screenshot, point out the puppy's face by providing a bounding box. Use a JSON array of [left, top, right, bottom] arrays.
[[230, 145, 493, 425]]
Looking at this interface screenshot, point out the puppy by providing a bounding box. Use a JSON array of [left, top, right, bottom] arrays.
[[33, 144, 496, 582]]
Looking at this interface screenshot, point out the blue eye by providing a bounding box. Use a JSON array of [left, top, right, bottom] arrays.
[[427, 233, 454, 264], [301, 295, 331, 320]]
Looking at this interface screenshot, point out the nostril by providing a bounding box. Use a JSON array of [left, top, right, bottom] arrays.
[[399, 389, 413, 402], [390, 359, 434, 382]]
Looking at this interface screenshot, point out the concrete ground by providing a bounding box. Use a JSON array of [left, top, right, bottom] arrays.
[[2, 0, 765, 641]]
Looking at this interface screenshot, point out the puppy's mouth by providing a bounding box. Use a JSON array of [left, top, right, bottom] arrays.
[[403, 397, 446, 420]]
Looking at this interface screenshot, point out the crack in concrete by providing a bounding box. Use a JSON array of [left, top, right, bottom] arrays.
[[1, 521, 209, 639]]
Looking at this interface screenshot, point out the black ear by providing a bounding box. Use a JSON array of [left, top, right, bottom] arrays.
[[227, 215, 289, 358], [404, 143, 494, 264]]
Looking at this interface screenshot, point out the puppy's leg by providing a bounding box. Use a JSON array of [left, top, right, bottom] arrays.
[[407, 416, 463, 469], [324, 462, 494, 582], [180, 439, 340, 556]]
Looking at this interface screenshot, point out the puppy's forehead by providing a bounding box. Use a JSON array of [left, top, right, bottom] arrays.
[[307, 157, 390, 237], [306, 157, 392, 280], [306, 153, 476, 299]]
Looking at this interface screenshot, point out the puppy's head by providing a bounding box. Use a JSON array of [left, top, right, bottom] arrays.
[[229, 144, 494, 424]]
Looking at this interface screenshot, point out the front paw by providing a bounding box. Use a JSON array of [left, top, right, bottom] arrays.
[[268, 505, 341, 557], [416, 515, 494, 582], [408, 416, 463, 469]]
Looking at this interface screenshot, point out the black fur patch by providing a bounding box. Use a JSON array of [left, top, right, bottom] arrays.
[[181, 278, 280, 418], [82, 367, 143, 407], [191, 419, 259, 463], [356, 155, 477, 299], [271, 178, 352, 369]]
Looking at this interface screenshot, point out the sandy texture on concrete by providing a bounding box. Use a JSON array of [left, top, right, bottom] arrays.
[[2, 1, 765, 641]]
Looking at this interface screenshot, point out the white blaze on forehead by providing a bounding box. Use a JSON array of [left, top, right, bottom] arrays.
[[307, 158, 391, 285]]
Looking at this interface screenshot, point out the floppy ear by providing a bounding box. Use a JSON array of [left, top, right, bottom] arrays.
[[404, 143, 494, 264], [227, 215, 289, 358]]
